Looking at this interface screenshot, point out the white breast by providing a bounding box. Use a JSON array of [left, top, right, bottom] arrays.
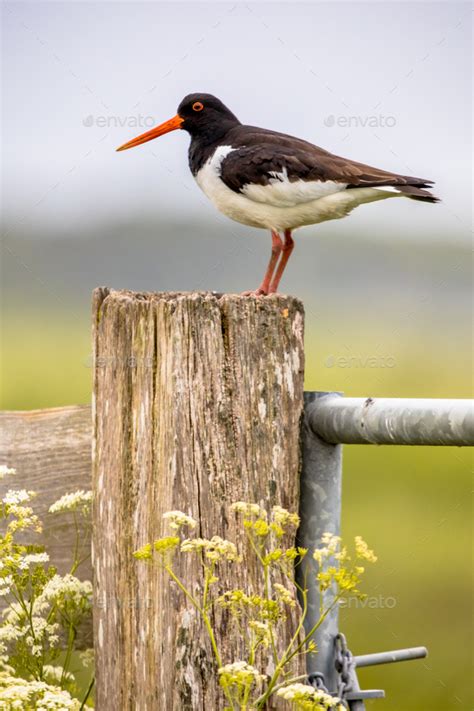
[[195, 145, 401, 231]]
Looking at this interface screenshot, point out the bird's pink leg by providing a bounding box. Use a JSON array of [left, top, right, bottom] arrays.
[[242, 230, 283, 296], [268, 229, 294, 294]]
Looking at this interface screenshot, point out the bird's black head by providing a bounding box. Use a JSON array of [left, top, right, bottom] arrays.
[[177, 93, 240, 139], [116, 93, 240, 153]]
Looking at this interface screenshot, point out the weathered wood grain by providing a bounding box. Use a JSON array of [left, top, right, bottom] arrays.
[[0, 405, 92, 572], [92, 289, 305, 711], [0, 405, 93, 645]]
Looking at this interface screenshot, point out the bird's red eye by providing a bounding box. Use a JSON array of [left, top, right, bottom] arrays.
[[192, 101, 204, 112]]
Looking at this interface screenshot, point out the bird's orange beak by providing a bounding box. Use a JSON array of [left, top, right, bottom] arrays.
[[116, 114, 184, 152]]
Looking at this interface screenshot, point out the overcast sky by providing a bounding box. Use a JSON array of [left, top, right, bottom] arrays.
[[2, 1, 472, 243]]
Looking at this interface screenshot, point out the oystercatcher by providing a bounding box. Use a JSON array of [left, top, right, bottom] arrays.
[[117, 93, 438, 295]]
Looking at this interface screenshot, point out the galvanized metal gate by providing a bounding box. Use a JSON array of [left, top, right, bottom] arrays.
[[298, 392, 474, 709]]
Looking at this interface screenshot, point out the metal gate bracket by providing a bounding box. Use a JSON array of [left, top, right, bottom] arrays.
[[345, 691, 385, 700], [334, 633, 428, 710]]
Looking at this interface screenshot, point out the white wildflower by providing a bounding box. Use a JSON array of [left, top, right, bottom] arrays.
[[38, 574, 92, 608], [277, 682, 344, 709], [218, 660, 266, 686], [0, 576, 13, 598], [0, 466, 15, 480], [162, 510, 197, 531], [205, 536, 240, 562], [2, 490, 35, 506], [49, 490, 92, 514], [80, 647, 94, 668], [271, 505, 300, 528], [277, 682, 311, 699], [0, 605, 60, 649], [321, 532, 341, 550], [181, 536, 240, 562], [43, 664, 74, 684], [0, 625, 22, 643], [38, 687, 82, 709], [2, 602, 22, 621], [248, 620, 271, 646], [231, 502, 267, 519], [181, 537, 208, 553], [18, 552, 50, 570], [274, 582, 296, 606], [314, 532, 341, 565], [313, 548, 329, 565], [5, 505, 41, 533], [0, 677, 81, 709]]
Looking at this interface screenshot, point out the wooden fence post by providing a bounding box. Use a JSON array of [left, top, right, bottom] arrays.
[[92, 288, 305, 710]]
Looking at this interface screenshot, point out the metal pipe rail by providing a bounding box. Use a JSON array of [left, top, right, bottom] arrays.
[[307, 394, 474, 446], [354, 646, 428, 668], [299, 391, 473, 708]]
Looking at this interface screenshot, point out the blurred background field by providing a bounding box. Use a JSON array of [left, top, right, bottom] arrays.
[[2, 1, 472, 709], [2, 222, 472, 710]]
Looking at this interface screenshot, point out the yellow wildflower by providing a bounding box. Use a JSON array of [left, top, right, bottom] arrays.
[[354, 536, 377, 563], [153, 536, 180, 553]]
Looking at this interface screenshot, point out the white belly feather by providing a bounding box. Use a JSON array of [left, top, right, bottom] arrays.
[[195, 145, 401, 231]]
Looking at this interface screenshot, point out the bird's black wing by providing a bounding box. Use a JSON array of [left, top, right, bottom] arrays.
[[220, 126, 438, 203]]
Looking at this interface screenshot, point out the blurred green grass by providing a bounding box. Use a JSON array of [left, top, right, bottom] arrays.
[[1, 307, 472, 710]]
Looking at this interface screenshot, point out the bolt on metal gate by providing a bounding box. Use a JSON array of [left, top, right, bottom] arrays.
[[297, 391, 474, 709]]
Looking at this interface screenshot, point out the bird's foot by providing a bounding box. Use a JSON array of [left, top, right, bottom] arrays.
[[241, 287, 268, 297]]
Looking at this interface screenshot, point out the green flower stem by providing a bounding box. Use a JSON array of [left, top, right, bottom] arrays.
[[165, 564, 237, 711], [9, 585, 41, 677], [255, 586, 310, 708], [285, 593, 344, 665], [165, 565, 201, 613], [263, 562, 279, 667], [245, 528, 265, 566], [70, 511, 81, 575], [60, 621, 76, 686], [241, 639, 257, 708], [18, 581, 43, 677], [244, 529, 279, 667], [79, 675, 95, 710], [202, 560, 216, 612]]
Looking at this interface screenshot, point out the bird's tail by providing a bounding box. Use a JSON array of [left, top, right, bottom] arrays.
[[394, 184, 440, 203]]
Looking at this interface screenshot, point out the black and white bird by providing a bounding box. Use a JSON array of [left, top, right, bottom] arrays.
[[117, 93, 438, 295]]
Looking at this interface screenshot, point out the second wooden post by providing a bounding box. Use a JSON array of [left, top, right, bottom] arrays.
[[92, 289, 305, 710]]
